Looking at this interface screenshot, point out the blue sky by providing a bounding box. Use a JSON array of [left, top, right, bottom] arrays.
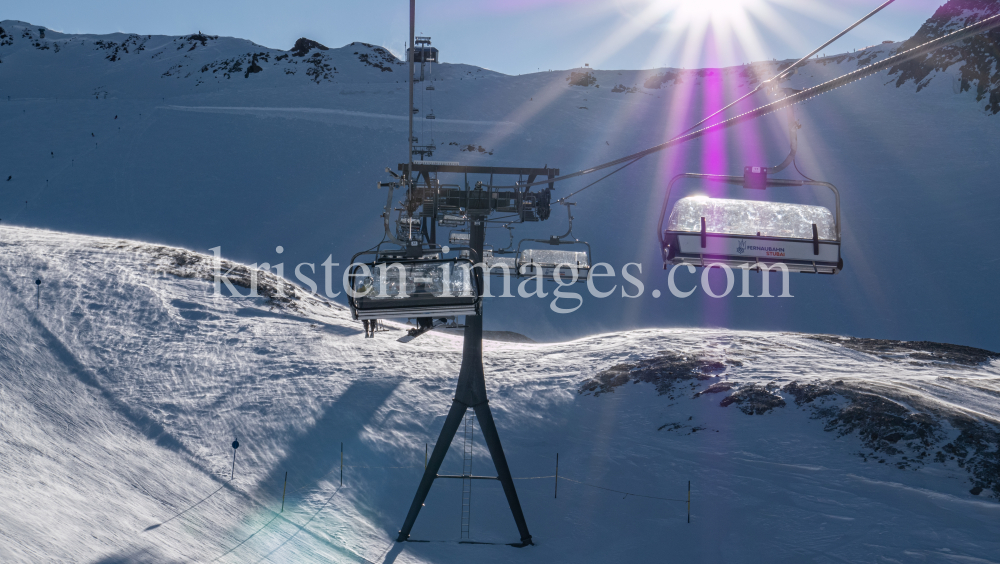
[[5, 0, 944, 74]]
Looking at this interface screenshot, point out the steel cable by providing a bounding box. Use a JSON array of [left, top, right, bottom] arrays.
[[486, 12, 1000, 193]]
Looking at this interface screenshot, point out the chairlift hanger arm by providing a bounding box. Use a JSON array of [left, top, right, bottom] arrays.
[[378, 181, 407, 246], [551, 202, 577, 241], [485, 11, 1000, 192], [769, 106, 798, 174]]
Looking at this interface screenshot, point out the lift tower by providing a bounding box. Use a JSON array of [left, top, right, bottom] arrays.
[[387, 163, 556, 546], [383, 2, 556, 545]]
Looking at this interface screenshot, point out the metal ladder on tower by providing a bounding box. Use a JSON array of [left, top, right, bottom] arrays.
[[460, 411, 475, 539]]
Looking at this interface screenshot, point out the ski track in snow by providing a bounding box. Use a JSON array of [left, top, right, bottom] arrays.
[[163, 106, 522, 133], [0, 225, 998, 563]]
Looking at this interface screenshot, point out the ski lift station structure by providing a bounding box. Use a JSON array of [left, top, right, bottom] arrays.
[[407, 36, 437, 82]]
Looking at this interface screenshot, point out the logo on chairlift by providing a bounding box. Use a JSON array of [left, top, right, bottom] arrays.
[[736, 239, 747, 254]]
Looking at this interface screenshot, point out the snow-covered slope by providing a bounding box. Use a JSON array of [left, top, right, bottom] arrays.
[[1, 10, 999, 349], [890, 0, 1000, 112], [1, 226, 998, 562]]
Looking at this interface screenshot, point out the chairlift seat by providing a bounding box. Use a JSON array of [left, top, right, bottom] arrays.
[[662, 196, 841, 274], [438, 214, 468, 227], [349, 259, 480, 320], [483, 250, 518, 273], [517, 249, 591, 280], [449, 231, 471, 245], [483, 250, 589, 280]]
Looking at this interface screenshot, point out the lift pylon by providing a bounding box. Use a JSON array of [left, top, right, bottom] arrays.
[[396, 216, 532, 545]]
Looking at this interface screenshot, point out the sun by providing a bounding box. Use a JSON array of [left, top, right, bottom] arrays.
[[603, 0, 837, 70], [660, 0, 763, 22], [628, 0, 765, 29]]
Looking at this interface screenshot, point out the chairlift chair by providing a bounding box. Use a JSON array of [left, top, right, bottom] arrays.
[[483, 249, 518, 274], [448, 231, 471, 245], [438, 214, 468, 228], [396, 215, 422, 242], [487, 203, 592, 282], [514, 239, 592, 282], [348, 248, 482, 321], [658, 169, 842, 274], [426, 111, 436, 120]]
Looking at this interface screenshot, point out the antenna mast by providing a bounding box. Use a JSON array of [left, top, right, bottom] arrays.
[[407, 0, 415, 183]]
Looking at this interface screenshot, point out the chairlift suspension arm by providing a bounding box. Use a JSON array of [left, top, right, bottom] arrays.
[[769, 106, 799, 174], [552, 202, 576, 241], [379, 181, 407, 246]]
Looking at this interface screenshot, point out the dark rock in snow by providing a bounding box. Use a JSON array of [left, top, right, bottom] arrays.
[[720, 384, 786, 415], [566, 71, 597, 87], [694, 382, 733, 397], [643, 71, 679, 89], [782, 381, 834, 404], [244, 54, 263, 78], [584, 345, 1000, 500], [290, 38, 328, 57], [579, 353, 726, 397]]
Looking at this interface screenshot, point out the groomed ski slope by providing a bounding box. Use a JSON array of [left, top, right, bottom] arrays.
[[1, 225, 997, 563]]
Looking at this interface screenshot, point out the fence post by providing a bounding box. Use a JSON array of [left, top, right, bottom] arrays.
[[687, 481, 691, 523], [281, 471, 288, 512], [341, 442, 344, 486], [555, 453, 559, 499]]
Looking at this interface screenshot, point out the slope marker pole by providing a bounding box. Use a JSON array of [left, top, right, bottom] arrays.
[[340, 442, 344, 486], [281, 471, 288, 512], [231, 438, 240, 480], [555, 453, 559, 499], [687, 481, 691, 523]]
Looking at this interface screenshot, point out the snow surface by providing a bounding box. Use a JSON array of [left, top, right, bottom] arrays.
[[0, 18, 998, 349], [1, 225, 998, 563]]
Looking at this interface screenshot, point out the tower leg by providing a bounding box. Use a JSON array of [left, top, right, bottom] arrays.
[[396, 214, 531, 544], [474, 402, 532, 545], [397, 400, 468, 542]]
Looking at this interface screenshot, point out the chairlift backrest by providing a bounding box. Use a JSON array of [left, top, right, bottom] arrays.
[[348, 257, 481, 320], [517, 248, 591, 282], [483, 250, 518, 274], [449, 231, 471, 245], [482, 240, 592, 282], [667, 197, 836, 240], [397, 216, 422, 241], [438, 214, 468, 228], [658, 173, 843, 274]]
